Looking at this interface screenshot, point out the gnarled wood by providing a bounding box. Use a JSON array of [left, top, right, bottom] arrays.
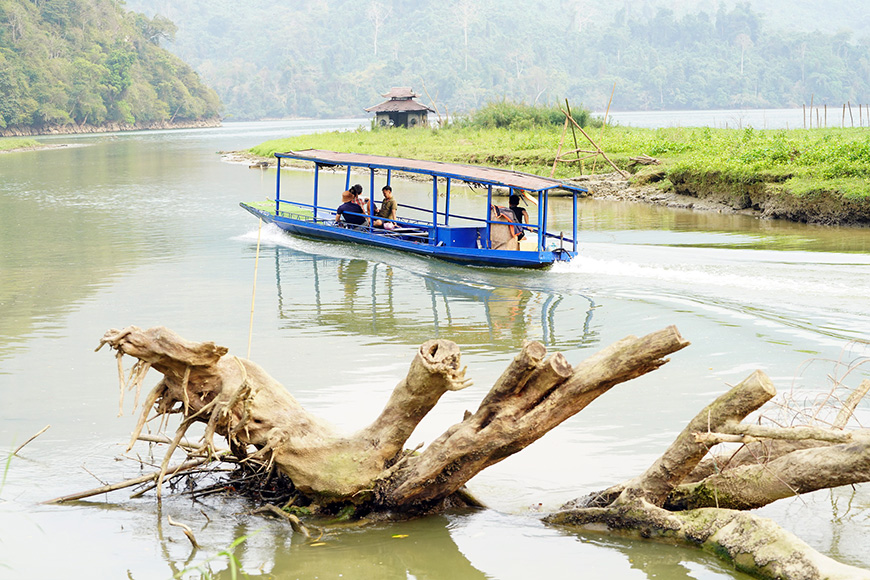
[[98, 325, 688, 511], [91, 324, 870, 579], [547, 497, 870, 580]]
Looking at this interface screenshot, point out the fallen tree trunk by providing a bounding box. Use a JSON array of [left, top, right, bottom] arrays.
[[549, 370, 870, 579], [92, 325, 870, 579], [97, 324, 688, 511]]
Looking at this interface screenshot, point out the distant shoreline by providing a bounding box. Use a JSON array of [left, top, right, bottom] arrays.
[[0, 117, 221, 138]]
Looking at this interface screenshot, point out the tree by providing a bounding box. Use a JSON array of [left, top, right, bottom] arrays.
[[366, 1, 390, 58], [454, 0, 479, 72], [736, 33, 753, 75], [65, 324, 870, 580]]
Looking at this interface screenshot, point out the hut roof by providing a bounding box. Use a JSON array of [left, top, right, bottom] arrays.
[[382, 87, 419, 99], [365, 99, 433, 113]]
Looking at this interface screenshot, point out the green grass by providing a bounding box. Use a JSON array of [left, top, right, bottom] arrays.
[[249, 124, 870, 202], [0, 138, 41, 152]]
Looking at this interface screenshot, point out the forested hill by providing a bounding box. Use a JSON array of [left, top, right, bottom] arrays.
[[123, 0, 869, 121], [0, 0, 221, 135]]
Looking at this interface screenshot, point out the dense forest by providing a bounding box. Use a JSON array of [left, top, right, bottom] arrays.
[[0, 0, 220, 133], [123, 0, 870, 120]]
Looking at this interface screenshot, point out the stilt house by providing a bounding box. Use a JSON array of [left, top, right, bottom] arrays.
[[366, 87, 432, 128]]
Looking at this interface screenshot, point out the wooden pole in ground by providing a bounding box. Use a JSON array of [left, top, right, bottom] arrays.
[[565, 99, 582, 167], [843, 104, 846, 127], [592, 83, 616, 175], [848, 101, 854, 127], [559, 107, 628, 178], [550, 116, 570, 178]]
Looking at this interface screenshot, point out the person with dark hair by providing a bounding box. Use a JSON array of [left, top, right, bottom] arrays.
[[349, 183, 364, 206], [373, 185, 397, 229], [509, 192, 529, 240], [336, 184, 366, 226]]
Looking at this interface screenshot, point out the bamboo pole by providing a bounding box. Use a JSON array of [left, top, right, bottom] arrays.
[[565, 99, 582, 166], [550, 116, 570, 178], [559, 106, 628, 178]]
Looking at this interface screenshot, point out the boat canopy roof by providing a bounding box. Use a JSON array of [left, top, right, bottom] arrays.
[[275, 149, 587, 195]]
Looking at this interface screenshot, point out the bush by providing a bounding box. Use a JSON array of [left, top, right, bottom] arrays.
[[458, 101, 600, 130]]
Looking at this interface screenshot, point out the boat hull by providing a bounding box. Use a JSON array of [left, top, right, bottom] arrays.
[[240, 203, 572, 269]]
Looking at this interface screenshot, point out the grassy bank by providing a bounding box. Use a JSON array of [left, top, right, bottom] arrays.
[[0, 138, 41, 152], [249, 110, 870, 223], [251, 125, 869, 196]]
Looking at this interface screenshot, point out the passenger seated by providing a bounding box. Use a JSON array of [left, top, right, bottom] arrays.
[[490, 205, 520, 250], [509, 193, 529, 240], [336, 184, 366, 226], [373, 185, 397, 229]]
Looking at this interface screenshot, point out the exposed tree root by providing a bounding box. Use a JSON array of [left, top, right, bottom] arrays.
[[66, 324, 870, 579]]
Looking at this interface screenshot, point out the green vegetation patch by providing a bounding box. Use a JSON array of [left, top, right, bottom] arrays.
[[250, 116, 870, 206], [0, 138, 40, 151]]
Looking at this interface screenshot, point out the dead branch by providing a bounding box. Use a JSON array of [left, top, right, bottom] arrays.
[[12, 424, 50, 456], [44, 458, 209, 504], [167, 515, 200, 550], [834, 378, 870, 428], [251, 504, 312, 537]]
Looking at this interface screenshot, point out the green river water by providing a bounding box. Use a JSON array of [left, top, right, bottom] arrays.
[[1, 120, 869, 579]]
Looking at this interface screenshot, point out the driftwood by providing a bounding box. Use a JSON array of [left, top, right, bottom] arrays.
[[94, 324, 687, 511], [549, 371, 870, 580], [628, 154, 660, 167], [88, 325, 870, 580]]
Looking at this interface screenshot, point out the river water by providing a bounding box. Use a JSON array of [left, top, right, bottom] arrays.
[[1, 119, 869, 579]]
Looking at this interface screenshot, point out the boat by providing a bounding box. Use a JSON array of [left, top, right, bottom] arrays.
[[240, 149, 587, 268]]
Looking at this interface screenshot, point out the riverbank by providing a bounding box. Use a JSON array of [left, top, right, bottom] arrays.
[[0, 117, 222, 138], [0, 138, 73, 154], [234, 123, 870, 226]]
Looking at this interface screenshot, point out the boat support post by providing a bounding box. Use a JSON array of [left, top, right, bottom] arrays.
[[432, 175, 439, 243], [345, 166, 351, 191], [536, 191, 544, 252], [486, 185, 493, 249], [543, 190, 549, 248], [313, 164, 320, 219], [444, 178, 451, 226], [572, 192, 578, 253], [369, 168, 376, 232], [275, 156, 282, 215]]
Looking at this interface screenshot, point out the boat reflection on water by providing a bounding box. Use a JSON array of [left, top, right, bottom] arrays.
[[271, 246, 598, 354]]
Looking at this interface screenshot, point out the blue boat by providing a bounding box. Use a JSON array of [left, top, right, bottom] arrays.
[[240, 149, 587, 268]]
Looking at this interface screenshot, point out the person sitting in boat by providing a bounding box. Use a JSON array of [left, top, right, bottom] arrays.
[[336, 185, 366, 226], [373, 185, 397, 230], [509, 193, 529, 240]]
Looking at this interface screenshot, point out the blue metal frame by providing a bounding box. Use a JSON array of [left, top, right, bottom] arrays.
[[241, 151, 587, 268]]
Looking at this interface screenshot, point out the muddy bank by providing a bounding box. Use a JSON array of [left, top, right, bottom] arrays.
[[570, 172, 870, 226], [0, 117, 221, 138]]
